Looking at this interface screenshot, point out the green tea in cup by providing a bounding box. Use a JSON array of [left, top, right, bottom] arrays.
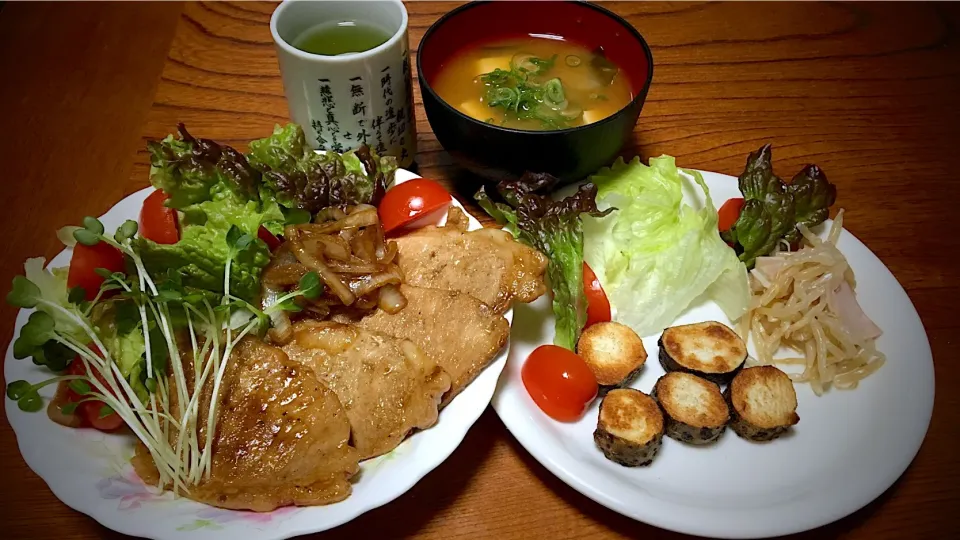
[[292, 21, 392, 56]]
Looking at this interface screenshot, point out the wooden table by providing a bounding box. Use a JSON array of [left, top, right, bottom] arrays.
[[1, 2, 958, 538]]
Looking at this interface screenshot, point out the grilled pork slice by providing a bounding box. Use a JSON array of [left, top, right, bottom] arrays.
[[725, 366, 800, 442], [282, 321, 451, 460], [658, 321, 747, 385], [350, 285, 510, 407], [653, 372, 729, 445], [133, 337, 360, 511], [576, 322, 647, 395], [594, 389, 664, 467], [393, 207, 548, 314]]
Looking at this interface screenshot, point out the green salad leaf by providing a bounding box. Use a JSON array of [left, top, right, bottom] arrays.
[[247, 124, 396, 213], [92, 302, 145, 376], [136, 184, 272, 302], [476, 172, 612, 350], [92, 301, 149, 402], [148, 124, 262, 208], [582, 156, 749, 337], [722, 145, 837, 267], [147, 134, 213, 209], [143, 125, 283, 300], [786, 164, 836, 242]]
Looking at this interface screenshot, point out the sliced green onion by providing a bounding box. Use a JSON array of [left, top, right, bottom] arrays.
[[510, 53, 538, 73], [543, 78, 566, 106]]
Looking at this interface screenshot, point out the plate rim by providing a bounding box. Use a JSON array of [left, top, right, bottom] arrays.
[[4, 169, 510, 539], [491, 168, 935, 539]]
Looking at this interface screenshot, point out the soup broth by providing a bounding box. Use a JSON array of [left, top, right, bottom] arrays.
[[432, 36, 633, 131]]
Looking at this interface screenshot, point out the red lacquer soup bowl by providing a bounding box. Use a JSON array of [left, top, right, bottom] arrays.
[[417, 0, 653, 184]]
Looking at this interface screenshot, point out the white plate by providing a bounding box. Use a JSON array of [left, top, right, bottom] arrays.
[[492, 169, 935, 539], [4, 168, 509, 539]]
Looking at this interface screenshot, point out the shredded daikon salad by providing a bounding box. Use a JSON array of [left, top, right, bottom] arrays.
[[739, 210, 885, 395]]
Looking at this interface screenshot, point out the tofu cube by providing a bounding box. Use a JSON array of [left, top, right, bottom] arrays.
[[459, 100, 492, 121], [475, 56, 511, 76], [581, 109, 606, 124]]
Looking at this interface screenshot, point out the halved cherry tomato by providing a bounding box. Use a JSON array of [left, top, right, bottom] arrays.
[[522, 345, 598, 422], [67, 242, 125, 301], [64, 357, 89, 406], [718, 197, 745, 233], [258, 226, 282, 251], [81, 401, 125, 432], [47, 359, 90, 428], [583, 262, 611, 328], [65, 352, 125, 432], [378, 178, 453, 234], [139, 189, 179, 245]]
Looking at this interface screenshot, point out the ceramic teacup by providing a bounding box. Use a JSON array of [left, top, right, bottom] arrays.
[[270, 0, 416, 168]]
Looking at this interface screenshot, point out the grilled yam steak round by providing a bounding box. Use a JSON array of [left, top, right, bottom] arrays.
[[725, 366, 800, 442], [658, 321, 747, 385], [652, 372, 729, 445], [594, 389, 664, 467], [577, 321, 647, 396]]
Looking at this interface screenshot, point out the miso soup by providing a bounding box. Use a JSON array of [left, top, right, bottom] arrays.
[[432, 36, 633, 131]]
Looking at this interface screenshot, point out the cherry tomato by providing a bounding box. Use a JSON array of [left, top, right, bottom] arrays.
[[64, 357, 89, 407], [66, 352, 125, 432], [67, 242, 125, 301], [378, 179, 453, 234], [80, 401, 125, 432], [82, 346, 120, 402], [258, 226, 282, 251], [522, 345, 598, 422], [718, 197, 745, 233], [583, 262, 611, 328], [139, 189, 180, 244]]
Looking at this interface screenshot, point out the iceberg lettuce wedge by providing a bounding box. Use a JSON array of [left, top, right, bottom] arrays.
[[583, 156, 749, 337]]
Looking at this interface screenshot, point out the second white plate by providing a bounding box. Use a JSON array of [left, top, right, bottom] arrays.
[[492, 168, 935, 539]]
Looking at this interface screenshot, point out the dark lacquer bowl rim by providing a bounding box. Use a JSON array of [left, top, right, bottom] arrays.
[[416, 0, 655, 137]]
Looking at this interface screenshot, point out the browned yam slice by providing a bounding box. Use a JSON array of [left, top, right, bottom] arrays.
[[725, 366, 800, 442], [282, 320, 451, 460], [351, 285, 510, 407], [393, 212, 548, 314], [131, 337, 360, 511], [577, 321, 647, 395], [652, 372, 729, 445], [658, 321, 747, 385], [594, 389, 664, 467]]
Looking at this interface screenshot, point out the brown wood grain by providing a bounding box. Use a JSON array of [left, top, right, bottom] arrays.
[[1, 1, 958, 539]]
